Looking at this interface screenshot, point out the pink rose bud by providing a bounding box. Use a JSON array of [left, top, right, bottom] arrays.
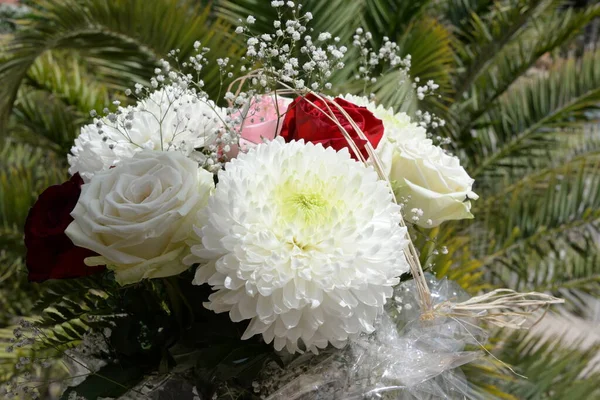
[[228, 95, 292, 158]]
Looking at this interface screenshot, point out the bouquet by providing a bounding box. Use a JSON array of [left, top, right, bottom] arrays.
[[5, 3, 562, 399]]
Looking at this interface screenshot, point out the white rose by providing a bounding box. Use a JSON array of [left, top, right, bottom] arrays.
[[389, 139, 478, 227], [65, 151, 214, 285]]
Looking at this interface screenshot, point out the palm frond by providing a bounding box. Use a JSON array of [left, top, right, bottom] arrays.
[[7, 52, 111, 154], [359, 0, 434, 40], [477, 127, 600, 200], [468, 50, 600, 177], [0, 0, 241, 127], [10, 87, 86, 155], [479, 161, 599, 260], [0, 139, 64, 327], [435, 0, 495, 36], [0, 253, 38, 327], [470, 160, 600, 310], [0, 139, 64, 243], [452, 0, 552, 99], [216, 0, 366, 43], [26, 51, 110, 117], [473, 331, 600, 399], [455, 3, 600, 141]]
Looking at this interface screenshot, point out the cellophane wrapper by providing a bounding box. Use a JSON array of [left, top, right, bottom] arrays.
[[261, 274, 487, 400]]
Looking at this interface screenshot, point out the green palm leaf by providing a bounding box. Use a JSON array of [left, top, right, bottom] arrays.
[[452, 0, 552, 100], [455, 3, 600, 142], [479, 331, 600, 399], [0, 0, 241, 128], [468, 50, 600, 177]]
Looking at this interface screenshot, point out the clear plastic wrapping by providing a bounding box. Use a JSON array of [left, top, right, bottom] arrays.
[[264, 274, 487, 399]]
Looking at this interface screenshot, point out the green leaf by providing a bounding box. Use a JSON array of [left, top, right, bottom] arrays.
[[468, 50, 600, 177], [0, 0, 242, 127], [452, 0, 551, 100], [468, 331, 600, 400], [457, 3, 600, 137]]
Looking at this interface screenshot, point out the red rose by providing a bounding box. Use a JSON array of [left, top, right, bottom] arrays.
[[280, 94, 384, 160], [24, 174, 105, 282]]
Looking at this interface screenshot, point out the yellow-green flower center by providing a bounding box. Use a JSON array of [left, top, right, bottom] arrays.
[[288, 192, 327, 221], [294, 192, 326, 210], [276, 178, 337, 227]]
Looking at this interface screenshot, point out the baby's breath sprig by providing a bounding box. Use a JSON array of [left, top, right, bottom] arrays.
[[233, 1, 347, 94], [415, 109, 447, 137], [352, 28, 412, 96]]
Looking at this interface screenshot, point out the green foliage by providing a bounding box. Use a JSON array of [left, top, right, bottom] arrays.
[[457, 4, 600, 131], [452, 0, 550, 100], [0, 276, 116, 382], [0, 3, 29, 35], [215, 0, 455, 114], [0, 0, 241, 127], [485, 332, 600, 399], [0, 254, 37, 327], [12, 52, 112, 155], [216, 0, 362, 43], [472, 158, 600, 313], [0, 139, 64, 327], [468, 51, 600, 178], [370, 16, 455, 115], [0, 140, 64, 240]]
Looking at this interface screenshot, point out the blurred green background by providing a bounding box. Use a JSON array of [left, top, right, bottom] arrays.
[[0, 0, 599, 398]]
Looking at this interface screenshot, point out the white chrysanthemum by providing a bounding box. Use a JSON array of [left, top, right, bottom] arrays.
[[67, 123, 136, 182], [185, 139, 409, 353], [68, 85, 227, 181], [339, 94, 426, 175]]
